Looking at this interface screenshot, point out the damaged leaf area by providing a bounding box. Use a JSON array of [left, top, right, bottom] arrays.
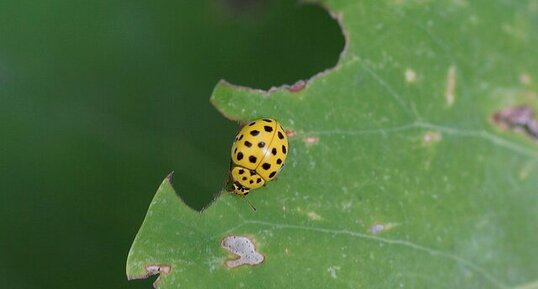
[[221, 235, 264, 268], [492, 105, 538, 140], [127, 1, 538, 288]]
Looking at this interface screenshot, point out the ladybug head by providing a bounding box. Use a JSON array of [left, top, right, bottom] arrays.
[[232, 182, 250, 196]]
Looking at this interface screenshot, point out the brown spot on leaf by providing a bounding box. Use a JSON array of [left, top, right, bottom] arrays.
[[492, 105, 538, 139], [127, 263, 172, 281], [145, 264, 171, 275], [285, 129, 296, 138], [166, 172, 175, 183]]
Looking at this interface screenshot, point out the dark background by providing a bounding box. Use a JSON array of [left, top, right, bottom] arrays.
[[0, 0, 343, 288]]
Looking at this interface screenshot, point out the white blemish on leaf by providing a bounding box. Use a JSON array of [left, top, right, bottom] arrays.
[[327, 266, 341, 279], [422, 131, 442, 144], [221, 236, 264, 268], [303, 136, 320, 144], [405, 68, 417, 83], [445, 65, 457, 107], [520, 73, 532, 86], [307, 211, 323, 221], [369, 222, 398, 234]]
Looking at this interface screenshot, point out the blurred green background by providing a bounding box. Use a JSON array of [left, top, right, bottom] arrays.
[[0, 0, 343, 288]]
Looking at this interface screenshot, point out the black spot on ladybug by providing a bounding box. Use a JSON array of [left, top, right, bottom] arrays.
[[242, 177, 247, 181], [277, 131, 284, 139], [238, 169, 245, 174], [256, 178, 261, 183], [244, 141, 252, 147], [234, 148, 237, 154], [276, 158, 282, 165], [238, 134, 244, 141], [271, 148, 277, 155], [237, 152, 244, 160], [264, 126, 273, 132], [269, 171, 276, 178], [282, 145, 287, 154], [262, 163, 271, 170], [249, 180, 253, 184], [263, 119, 272, 122], [250, 170, 256, 176], [258, 141, 265, 148], [248, 122, 256, 126], [250, 130, 260, 136], [249, 156, 257, 163]]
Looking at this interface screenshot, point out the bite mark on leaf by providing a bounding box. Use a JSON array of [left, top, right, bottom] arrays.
[[145, 264, 171, 275], [127, 263, 172, 281], [221, 236, 264, 268], [492, 105, 538, 140], [166, 171, 174, 184], [286, 80, 307, 92], [445, 65, 457, 107], [210, 3, 348, 123]]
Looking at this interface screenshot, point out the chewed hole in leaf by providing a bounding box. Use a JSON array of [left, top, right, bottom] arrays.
[[175, 1, 345, 211], [211, 0, 345, 90]]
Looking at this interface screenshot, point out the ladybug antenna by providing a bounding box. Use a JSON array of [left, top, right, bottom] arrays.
[[245, 198, 257, 212]]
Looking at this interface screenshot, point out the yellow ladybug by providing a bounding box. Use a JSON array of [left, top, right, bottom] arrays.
[[229, 118, 289, 196]]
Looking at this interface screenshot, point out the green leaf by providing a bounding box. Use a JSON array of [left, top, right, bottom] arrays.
[[127, 1, 538, 288]]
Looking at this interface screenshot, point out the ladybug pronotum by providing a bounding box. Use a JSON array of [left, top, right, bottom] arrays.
[[229, 118, 289, 196]]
